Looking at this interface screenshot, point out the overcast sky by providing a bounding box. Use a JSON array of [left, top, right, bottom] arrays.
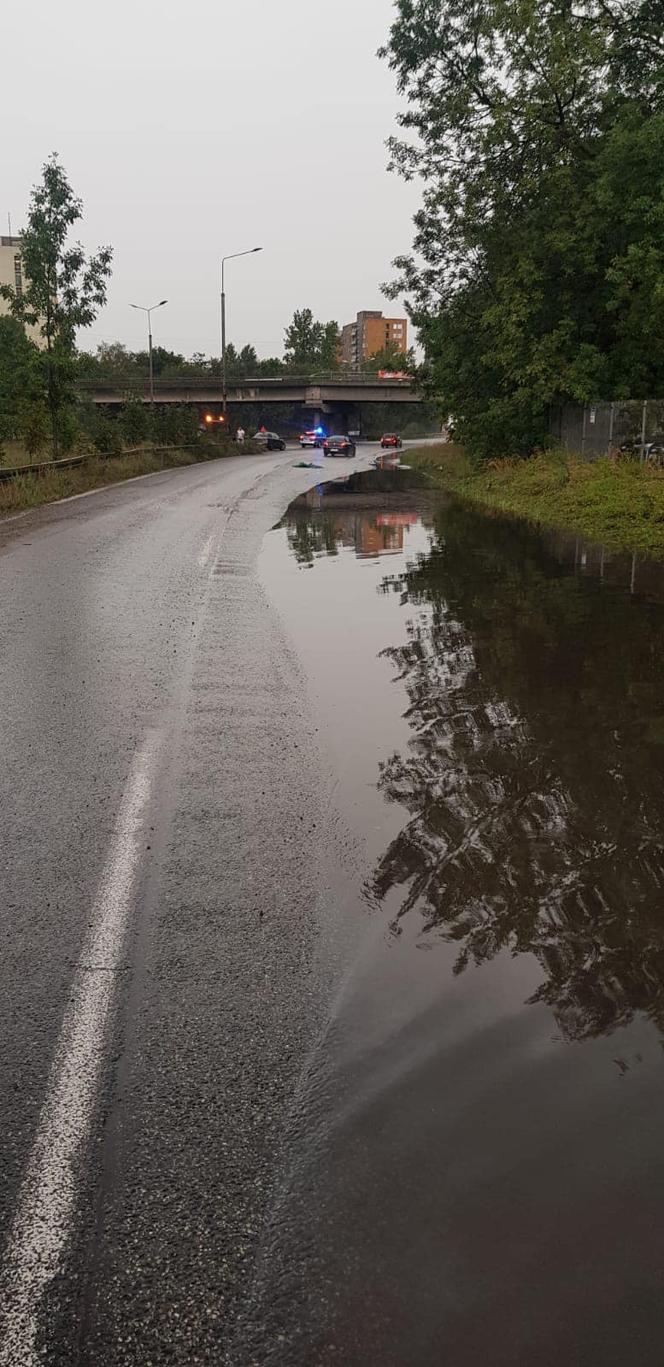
[[2, 0, 419, 360]]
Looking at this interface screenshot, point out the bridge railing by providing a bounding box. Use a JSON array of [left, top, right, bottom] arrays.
[[76, 371, 415, 392]]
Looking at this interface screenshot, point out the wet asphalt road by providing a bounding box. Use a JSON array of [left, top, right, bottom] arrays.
[[0, 446, 378, 1366]]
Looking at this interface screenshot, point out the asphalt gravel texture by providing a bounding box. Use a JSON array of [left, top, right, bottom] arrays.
[[0, 447, 376, 1366]]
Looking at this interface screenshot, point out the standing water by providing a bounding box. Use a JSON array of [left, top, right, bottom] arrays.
[[252, 469, 664, 1367]]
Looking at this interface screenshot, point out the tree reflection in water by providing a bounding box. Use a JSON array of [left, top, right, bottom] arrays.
[[373, 501, 664, 1042]]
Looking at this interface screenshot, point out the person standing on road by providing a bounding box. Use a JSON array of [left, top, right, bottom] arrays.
[[236, 426, 245, 444]]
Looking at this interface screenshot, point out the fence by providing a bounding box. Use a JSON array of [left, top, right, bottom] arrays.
[[549, 400, 664, 459]]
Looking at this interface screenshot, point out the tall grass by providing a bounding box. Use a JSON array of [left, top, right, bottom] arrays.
[[407, 444, 664, 556], [0, 447, 212, 516]]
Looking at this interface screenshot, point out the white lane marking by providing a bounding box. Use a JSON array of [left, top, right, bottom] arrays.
[[0, 731, 162, 1367]]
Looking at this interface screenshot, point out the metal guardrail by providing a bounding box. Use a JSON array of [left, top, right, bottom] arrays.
[[0, 453, 86, 483], [0, 444, 202, 484]]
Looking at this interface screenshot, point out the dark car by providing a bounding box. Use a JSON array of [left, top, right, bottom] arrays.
[[323, 434, 356, 458], [380, 433, 403, 449], [254, 430, 286, 451]]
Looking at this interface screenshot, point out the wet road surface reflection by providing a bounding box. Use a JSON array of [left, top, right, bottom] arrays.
[[256, 473, 664, 1366]]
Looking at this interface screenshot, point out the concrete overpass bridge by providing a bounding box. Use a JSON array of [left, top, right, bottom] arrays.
[[76, 373, 424, 429]]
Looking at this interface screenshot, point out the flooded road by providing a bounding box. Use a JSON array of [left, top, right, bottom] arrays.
[[256, 470, 664, 1366]]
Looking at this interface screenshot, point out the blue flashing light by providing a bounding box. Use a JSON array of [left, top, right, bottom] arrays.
[[315, 425, 324, 435]]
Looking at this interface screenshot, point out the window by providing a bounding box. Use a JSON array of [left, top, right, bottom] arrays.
[[14, 254, 23, 298]]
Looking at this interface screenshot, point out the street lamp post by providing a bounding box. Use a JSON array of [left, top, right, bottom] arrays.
[[221, 248, 262, 420], [130, 299, 168, 406]]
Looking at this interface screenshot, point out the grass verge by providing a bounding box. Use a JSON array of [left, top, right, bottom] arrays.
[[406, 443, 664, 557], [0, 446, 231, 517]]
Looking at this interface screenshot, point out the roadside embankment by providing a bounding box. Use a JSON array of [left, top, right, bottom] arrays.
[[0, 442, 257, 517], [407, 444, 664, 556]]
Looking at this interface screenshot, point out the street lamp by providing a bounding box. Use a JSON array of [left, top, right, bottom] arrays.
[[221, 249, 262, 418], [130, 299, 168, 406]]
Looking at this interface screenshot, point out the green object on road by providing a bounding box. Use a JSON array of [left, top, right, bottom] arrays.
[[293, 460, 319, 468]]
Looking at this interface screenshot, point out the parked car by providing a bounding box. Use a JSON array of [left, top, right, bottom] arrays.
[[620, 434, 664, 463], [619, 436, 644, 457], [300, 430, 324, 448], [323, 434, 357, 458], [380, 433, 403, 449], [254, 430, 286, 451]]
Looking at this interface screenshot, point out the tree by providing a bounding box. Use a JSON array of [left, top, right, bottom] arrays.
[[256, 355, 285, 376], [364, 343, 415, 374], [134, 346, 185, 378], [284, 309, 340, 373], [319, 320, 340, 371], [221, 342, 260, 381], [380, 1, 664, 457], [21, 405, 51, 459], [120, 399, 149, 446], [0, 316, 43, 445], [92, 342, 135, 375], [0, 155, 112, 456], [237, 343, 258, 376]]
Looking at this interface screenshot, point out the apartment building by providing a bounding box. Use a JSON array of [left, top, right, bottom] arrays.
[[0, 235, 42, 345], [339, 310, 408, 369]]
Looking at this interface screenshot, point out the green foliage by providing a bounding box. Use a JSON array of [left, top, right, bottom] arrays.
[[86, 341, 135, 375], [120, 400, 149, 446], [20, 405, 50, 458], [255, 355, 285, 376], [90, 411, 123, 455], [284, 309, 340, 372], [134, 346, 185, 377], [407, 443, 664, 555], [0, 155, 112, 456], [381, 1, 664, 458], [357, 399, 440, 439], [55, 405, 81, 454], [0, 316, 44, 442], [150, 404, 199, 446], [364, 343, 416, 374], [0, 448, 210, 515], [221, 342, 259, 380]]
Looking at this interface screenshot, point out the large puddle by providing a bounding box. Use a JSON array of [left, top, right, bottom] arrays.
[[256, 470, 664, 1366]]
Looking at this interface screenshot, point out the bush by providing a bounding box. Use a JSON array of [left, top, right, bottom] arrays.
[[149, 404, 199, 446], [91, 412, 123, 456], [56, 407, 82, 454], [121, 400, 149, 446], [20, 404, 50, 459]]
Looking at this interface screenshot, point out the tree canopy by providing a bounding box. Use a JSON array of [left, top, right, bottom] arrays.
[[0, 156, 112, 456], [364, 342, 416, 374], [283, 308, 340, 372], [0, 155, 112, 454], [381, 0, 664, 456]]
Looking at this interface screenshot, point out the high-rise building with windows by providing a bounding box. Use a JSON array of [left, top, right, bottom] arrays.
[[0, 235, 43, 345], [339, 310, 408, 369]]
